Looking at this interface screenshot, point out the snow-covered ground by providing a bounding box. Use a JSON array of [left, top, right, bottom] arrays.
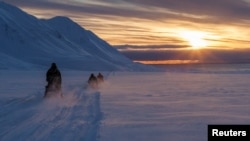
[[1, 70, 250, 141]]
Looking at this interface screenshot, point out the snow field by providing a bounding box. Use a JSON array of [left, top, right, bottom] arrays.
[[100, 72, 250, 141], [0, 71, 103, 141], [1, 71, 250, 141]]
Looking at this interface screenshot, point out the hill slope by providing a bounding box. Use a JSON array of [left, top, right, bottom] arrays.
[[0, 2, 155, 71]]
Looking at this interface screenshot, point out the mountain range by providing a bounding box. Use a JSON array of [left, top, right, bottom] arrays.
[[0, 2, 155, 71]]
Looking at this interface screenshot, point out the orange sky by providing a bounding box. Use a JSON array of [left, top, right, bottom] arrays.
[[3, 0, 250, 64]]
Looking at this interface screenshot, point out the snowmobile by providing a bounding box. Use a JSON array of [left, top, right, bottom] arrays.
[[44, 78, 63, 98]]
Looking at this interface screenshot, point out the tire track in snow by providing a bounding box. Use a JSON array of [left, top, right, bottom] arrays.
[[0, 85, 103, 141]]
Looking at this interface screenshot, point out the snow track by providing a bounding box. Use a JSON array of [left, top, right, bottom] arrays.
[[0, 86, 103, 141]]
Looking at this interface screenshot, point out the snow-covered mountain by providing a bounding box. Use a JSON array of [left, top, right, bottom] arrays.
[[0, 2, 155, 71]]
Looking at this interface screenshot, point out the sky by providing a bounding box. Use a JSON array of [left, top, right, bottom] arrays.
[[3, 0, 250, 64]]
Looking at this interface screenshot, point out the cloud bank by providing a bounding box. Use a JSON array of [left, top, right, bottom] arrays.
[[3, 0, 250, 64]]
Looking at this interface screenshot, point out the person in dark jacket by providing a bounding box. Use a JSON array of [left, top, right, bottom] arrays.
[[88, 73, 98, 88], [44, 63, 62, 98]]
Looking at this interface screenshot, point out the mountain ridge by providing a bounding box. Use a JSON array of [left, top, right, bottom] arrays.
[[0, 2, 157, 71]]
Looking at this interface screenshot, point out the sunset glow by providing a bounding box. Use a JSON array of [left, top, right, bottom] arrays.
[[134, 60, 200, 65], [4, 0, 250, 64], [179, 31, 208, 49]]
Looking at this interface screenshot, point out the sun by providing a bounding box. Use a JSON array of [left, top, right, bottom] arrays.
[[179, 31, 208, 49]]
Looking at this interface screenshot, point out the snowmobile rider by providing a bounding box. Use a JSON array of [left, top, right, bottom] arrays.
[[44, 63, 62, 98], [88, 73, 98, 88], [97, 72, 104, 83]]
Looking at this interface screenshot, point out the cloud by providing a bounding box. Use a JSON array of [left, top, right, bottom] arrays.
[[4, 0, 250, 24], [3, 0, 250, 54], [115, 44, 188, 51], [2, 0, 169, 20], [123, 0, 250, 22], [119, 46, 250, 64]]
